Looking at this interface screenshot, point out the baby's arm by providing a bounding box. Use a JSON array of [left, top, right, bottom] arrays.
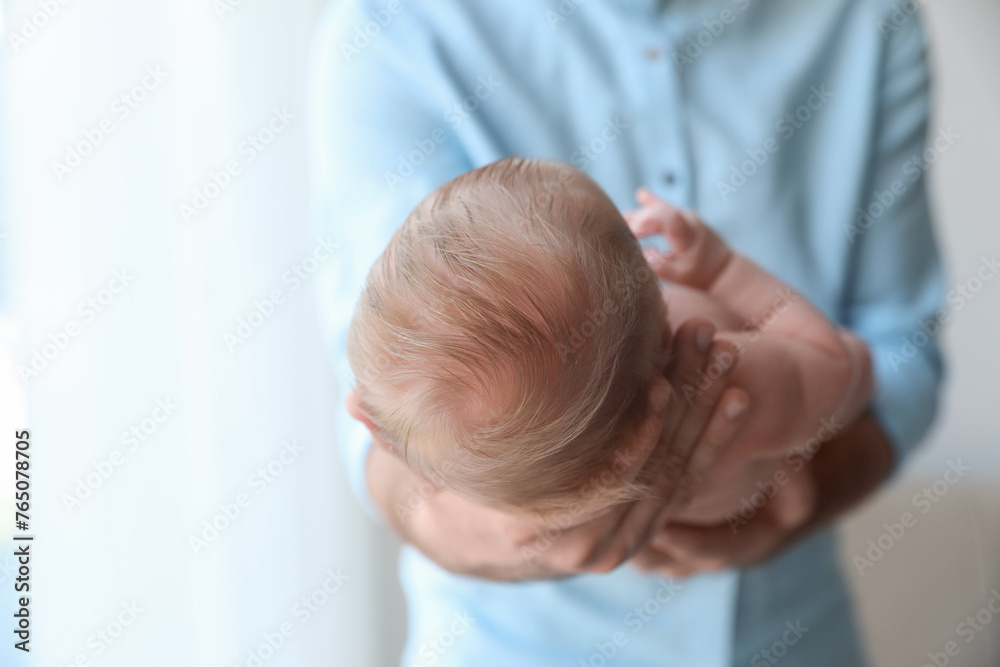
[[628, 190, 834, 352], [627, 190, 872, 426]]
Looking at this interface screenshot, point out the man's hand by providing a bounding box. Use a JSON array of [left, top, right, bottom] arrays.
[[631, 413, 894, 578], [358, 319, 752, 581]]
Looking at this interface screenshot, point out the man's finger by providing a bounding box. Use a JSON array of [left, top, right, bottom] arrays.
[[654, 318, 716, 452], [630, 544, 699, 579], [653, 516, 782, 570], [664, 385, 750, 514], [604, 320, 740, 558], [667, 337, 742, 443], [598, 321, 716, 557], [568, 377, 674, 572], [651, 326, 738, 500]]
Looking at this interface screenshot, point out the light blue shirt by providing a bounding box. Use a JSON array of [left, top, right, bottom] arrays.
[[309, 0, 944, 664]]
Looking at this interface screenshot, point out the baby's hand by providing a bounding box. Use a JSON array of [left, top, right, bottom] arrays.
[[624, 189, 732, 290]]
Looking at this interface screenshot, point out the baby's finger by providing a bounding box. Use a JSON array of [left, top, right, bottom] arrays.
[[635, 187, 660, 207], [626, 206, 677, 239], [642, 247, 675, 283], [630, 210, 695, 256], [624, 206, 656, 238]]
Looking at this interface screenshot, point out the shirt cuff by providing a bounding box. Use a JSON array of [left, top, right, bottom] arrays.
[[867, 349, 942, 478]]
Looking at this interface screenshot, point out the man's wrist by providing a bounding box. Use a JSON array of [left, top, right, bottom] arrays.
[[799, 412, 893, 534]]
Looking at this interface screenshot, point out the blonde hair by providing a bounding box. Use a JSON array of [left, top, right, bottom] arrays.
[[347, 157, 666, 514]]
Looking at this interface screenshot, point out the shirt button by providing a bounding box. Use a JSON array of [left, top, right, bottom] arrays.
[[662, 171, 676, 185], [645, 47, 661, 61]]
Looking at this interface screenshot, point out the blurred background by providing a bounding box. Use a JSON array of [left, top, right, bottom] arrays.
[[0, 0, 995, 665]]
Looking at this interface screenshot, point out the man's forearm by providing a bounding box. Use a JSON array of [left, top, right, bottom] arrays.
[[800, 412, 895, 532]]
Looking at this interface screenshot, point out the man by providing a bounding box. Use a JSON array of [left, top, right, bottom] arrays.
[[309, 0, 943, 663]]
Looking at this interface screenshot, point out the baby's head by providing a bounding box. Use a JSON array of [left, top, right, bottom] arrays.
[[347, 157, 669, 517]]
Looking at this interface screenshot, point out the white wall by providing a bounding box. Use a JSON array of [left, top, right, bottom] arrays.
[[0, 0, 406, 665]]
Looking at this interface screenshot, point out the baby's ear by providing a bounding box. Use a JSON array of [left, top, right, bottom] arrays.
[[345, 390, 402, 458], [345, 390, 379, 433]]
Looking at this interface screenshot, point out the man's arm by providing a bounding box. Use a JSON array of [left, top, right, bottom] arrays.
[[798, 414, 894, 528], [633, 412, 892, 577], [841, 7, 944, 472]]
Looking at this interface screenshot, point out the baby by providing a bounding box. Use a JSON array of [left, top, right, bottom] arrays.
[[346, 157, 871, 526]]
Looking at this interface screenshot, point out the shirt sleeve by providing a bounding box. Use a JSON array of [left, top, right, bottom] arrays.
[[843, 7, 946, 474], [308, 0, 472, 517]]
